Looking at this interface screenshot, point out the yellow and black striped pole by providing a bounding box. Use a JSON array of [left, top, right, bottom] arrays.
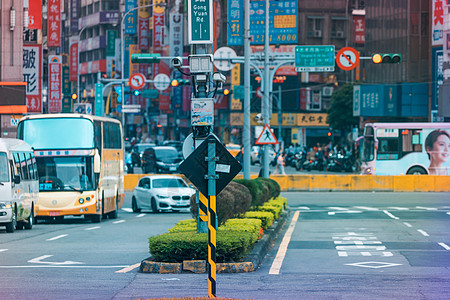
[[206, 139, 217, 297], [197, 192, 208, 233]]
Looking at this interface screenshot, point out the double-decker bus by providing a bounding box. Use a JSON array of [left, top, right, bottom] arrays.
[[360, 123, 450, 175], [17, 114, 124, 222]]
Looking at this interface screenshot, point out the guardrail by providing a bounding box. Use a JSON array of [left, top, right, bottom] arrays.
[[124, 174, 450, 192]]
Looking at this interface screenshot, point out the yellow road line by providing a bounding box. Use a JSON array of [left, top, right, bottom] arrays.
[[115, 263, 140, 273]]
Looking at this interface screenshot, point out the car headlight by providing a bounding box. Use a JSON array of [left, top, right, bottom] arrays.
[[0, 202, 12, 209], [157, 194, 170, 199]]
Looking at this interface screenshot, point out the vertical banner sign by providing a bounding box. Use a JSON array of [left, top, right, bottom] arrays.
[[443, 4, 450, 85], [182, 52, 192, 112], [125, 0, 137, 34], [231, 64, 242, 110], [170, 13, 184, 109], [70, 0, 78, 33], [188, 0, 213, 44], [138, 0, 150, 50], [228, 0, 243, 46], [95, 83, 103, 116], [62, 67, 72, 113], [153, 7, 165, 76], [47, 0, 61, 47], [106, 30, 117, 56], [28, 0, 42, 30], [433, 0, 445, 46], [48, 55, 62, 113], [353, 15, 365, 45], [23, 45, 42, 113], [69, 36, 78, 81], [432, 48, 444, 110]]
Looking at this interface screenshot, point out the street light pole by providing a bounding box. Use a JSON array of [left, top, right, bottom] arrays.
[[77, 26, 89, 103]]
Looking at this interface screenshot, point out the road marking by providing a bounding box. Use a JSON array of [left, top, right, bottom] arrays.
[[383, 210, 399, 219], [85, 226, 101, 231], [297, 206, 310, 210], [46, 234, 68, 241], [0, 265, 128, 269], [388, 207, 409, 210], [0, 249, 8, 253], [354, 206, 379, 211], [416, 206, 438, 211], [403, 222, 412, 228], [417, 229, 429, 237], [28, 255, 83, 265], [136, 214, 146, 218], [269, 211, 300, 275], [346, 261, 402, 269], [328, 210, 362, 215], [115, 263, 141, 273], [113, 220, 126, 224], [122, 208, 133, 212], [438, 242, 450, 250], [447, 212, 450, 216], [328, 207, 349, 211]]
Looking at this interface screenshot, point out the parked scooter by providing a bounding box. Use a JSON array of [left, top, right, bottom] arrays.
[[327, 152, 354, 172]]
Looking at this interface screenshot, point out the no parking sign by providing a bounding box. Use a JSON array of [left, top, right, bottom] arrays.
[[336, 47, 359, 71]]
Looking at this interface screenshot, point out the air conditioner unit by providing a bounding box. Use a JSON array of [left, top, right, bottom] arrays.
[[336, 31, 344, 38], [322, 86, 334, 97], [313, 30, 322, 38]]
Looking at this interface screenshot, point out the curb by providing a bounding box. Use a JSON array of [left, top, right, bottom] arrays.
[[139, 211, 289, 274]]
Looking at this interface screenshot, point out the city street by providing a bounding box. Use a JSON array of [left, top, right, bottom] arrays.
[[0, 191, 449, 299]]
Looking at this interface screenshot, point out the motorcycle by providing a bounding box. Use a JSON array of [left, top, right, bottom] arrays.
[[327, 152, 354, 172]]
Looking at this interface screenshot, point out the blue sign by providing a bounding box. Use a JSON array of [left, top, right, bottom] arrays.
[[432, 47, 443, 110], [360, 85, 384, 116], [95, 83, 103, 116], [124, 0, 137, 34], [228, 0, 298, 46]]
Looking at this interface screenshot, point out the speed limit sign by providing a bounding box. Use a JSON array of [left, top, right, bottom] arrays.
[[336, 47, 360, 71]]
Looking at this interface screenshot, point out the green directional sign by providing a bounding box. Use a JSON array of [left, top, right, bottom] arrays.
[[188, 0, 213, 44], [141, 89, 159, 99], [295, 45, 335, 72], [95, 83, 103, 116]]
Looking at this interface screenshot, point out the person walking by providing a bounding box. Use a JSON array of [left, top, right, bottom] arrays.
[[273, 149, 286, 175]]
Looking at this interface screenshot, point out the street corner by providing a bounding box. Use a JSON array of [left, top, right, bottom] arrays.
[[140, 258, 182, 274]]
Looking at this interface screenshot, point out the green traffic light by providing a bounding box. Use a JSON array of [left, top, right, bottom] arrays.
[[134, 90, 140, 96]]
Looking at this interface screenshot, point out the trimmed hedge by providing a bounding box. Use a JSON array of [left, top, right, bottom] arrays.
[[221, 218, 262, 244], [254, 177, 280, 200], [233, 179, 265, 207], [243, 211, 274, 230], [169, 219, 197, 233]]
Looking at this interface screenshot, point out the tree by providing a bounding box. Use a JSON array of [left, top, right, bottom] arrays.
[[327, 83, 359, 134]]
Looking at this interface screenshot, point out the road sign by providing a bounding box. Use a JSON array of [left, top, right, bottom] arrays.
[[336, 47, 360, 71], [213, 47, 237, 71], [188, 0, 213, 44], [122, 104, 141, 113], [178, 134, 242, 197], [129, 73, 146, 89], [191, 98, 214, 126], [255, 124, 278, 145], [141, 89, 159, 99], [153, 73, 170, 91], [95, 83, 103, 116], [74, 103, 92, 115], [295, 45, 335, 72]]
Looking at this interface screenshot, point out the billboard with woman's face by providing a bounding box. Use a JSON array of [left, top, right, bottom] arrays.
[[424, 129, 450, 175]]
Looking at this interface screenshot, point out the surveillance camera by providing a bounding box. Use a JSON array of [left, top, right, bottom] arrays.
[[213, 72, 226, 83], [254, 113, 264, 123], [171, 56, 183, 69]]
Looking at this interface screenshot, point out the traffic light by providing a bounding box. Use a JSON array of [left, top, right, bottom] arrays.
[[171, 79, 190, 87], [71, 93, 77, 101], [133, 90, 140, 96], [215, 88, 232, 95], [223, 88, 231, 96], [131, 53, 161, 64], [372, 53, 401, 64]]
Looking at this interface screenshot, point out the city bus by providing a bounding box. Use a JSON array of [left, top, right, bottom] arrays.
[[0, 138, 39, 232], [17, 114, 124, 222], [360, 123, 450, 175]]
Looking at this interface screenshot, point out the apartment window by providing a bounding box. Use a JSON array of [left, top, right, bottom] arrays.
[[331, 17, 346, 38], [94, 2, 100, 12], [307, 16, 324, 38]]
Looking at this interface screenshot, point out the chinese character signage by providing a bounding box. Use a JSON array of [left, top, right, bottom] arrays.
[[353, 15, 365, 45], [70, 0, 78, 33], [29, 0, 42, 30], [228, 0, 298, 46], [138, 0, 150, 50], [47, 0, 61, 47], [125, 0, 137, 34], [432, 0, 445, 46], [23, 45, 42, 113], [297, 113, 329, 127], [231, 64, 242, 110], [69, 36, 78, 82], [48, 55, 62, 113]]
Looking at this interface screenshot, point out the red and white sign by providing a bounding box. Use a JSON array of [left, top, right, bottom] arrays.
[[69, 36, 78, 81], [129, 73, 146, 89], [336, 47, 360, 71], [353, 15, 365, 45], [255, 124, 278, 145], [47, 0, 61, 47], [29, 0, 42, 30], [23, 44, 42, 113], [48, 55, 62, 113]]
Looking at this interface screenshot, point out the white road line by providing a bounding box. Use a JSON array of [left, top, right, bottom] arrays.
[[438, 242, 450, 250], [136, 214, 146, 218], [46, 234, 68, 241], [115, 263, 141, 273], [403, 222, 413, 228], [354, 206, 379, 211], [388, 207, 409, 211], [338, 251, 348, 257], [416, 206, 438, 211], [85, 226, 101, 231], [0, 265, 128, 269], [0, 249, 8, 253], [297, 207, 310, 210], [447, 212, 450, 216], [269, 211, 300, 275], [383, 210, 399, 220], [417, 229, 429, 237], [122, 208, 133, 212], [328, 207, 348, 211], [113, 220, 126, 224]]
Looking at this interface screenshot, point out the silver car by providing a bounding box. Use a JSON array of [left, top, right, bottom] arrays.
[[131, 175, 196, 213]]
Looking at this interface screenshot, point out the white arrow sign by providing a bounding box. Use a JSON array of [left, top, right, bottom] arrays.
[[28, 255, 83, 265]]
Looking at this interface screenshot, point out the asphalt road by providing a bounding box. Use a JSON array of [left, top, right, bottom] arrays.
[[0, 191, 449, 299]]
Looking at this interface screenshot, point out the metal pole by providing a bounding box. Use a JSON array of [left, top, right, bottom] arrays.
[[278, 86, 282, 144], [263, 0, 270, 178], [207, 139, 217, 298], [77, 26, 88, 103], [243, 0, 251, 179]]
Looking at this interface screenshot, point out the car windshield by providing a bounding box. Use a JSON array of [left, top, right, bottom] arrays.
[[152, 178, 187, 189], [155, 148, 179, 160], [0, 152, 9, 182]]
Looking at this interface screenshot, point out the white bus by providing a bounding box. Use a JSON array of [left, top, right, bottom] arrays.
[[360, 123, 450, 175], [0, 138, 39, 232], [17, 114, 124, 223]]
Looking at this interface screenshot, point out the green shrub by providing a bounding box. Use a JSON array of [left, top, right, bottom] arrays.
[[255, 177, 280, 199], [226, 181, 252, 218], [259, 205, 281, 219], [148, 230, 254, 263], [233, 179, 264, 207], [221, 218, 262, 244], [243, 211, 274, 230], [267, 197, 287, 210], [169, 219, 197, 233]]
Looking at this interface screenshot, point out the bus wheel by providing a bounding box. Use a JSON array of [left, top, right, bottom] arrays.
[[24, 207, 34, 230], [90, 214, 101, 223], [109, 197, 119, 219], [5, 210, 17, 233], [407, 166, 427, 175]]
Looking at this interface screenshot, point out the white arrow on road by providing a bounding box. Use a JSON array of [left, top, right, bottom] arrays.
[[28, 255, 83, 265]]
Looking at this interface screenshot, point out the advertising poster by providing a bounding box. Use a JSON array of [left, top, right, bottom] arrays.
[[48, 55, 62, 113], [423, 129, 450, 175], [23, 45, 42, 113]]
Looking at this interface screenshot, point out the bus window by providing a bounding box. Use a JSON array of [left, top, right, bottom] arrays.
[[13, 153, 23, 180], [402, 129, 423, 154], [0, 152, 9, 183], [21, 153, 30, 180], [377, 138, 399, 160], [26, 153, 35, 180]]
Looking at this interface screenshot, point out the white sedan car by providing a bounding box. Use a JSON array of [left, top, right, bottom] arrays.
[[132, 175, 196, 213]]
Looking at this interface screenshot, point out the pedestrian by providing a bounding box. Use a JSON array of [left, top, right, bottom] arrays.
[[125, 151, 134, 174], [273, 149, 286, 175]]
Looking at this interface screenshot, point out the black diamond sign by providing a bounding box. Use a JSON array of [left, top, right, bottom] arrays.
[[178, 134, 242, 196]]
